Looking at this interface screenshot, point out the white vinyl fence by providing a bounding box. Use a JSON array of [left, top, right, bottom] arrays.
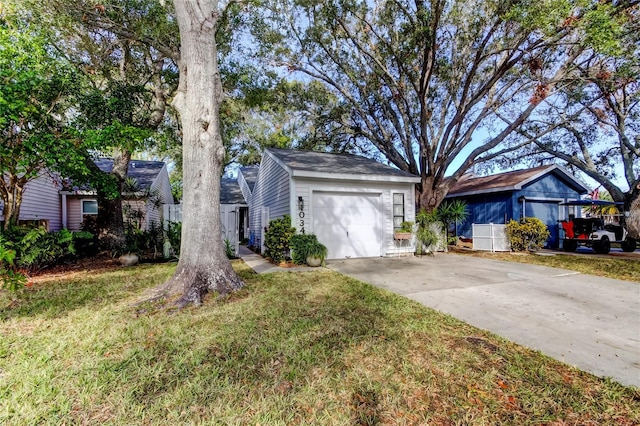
[[163, 204, 240, 255], [472, 223, 510, 252], [164, 204, 182, 225]]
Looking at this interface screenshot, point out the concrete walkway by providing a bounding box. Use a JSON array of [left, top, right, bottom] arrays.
[[326, 253, 640, 388], [237, 246, 320, 274]]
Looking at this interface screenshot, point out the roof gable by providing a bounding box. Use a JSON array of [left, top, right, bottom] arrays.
[[447, 165, 588, 197], [220, 179, 247, 204], [238, 166, 259, 191], [94, 158, 166, 191], [265, 148, 419, 182]]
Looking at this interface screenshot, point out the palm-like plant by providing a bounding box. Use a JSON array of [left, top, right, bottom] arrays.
[[436, 200, 469, 242]]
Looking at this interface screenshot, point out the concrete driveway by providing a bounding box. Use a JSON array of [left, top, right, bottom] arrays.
[[327, 253, 640, 388]]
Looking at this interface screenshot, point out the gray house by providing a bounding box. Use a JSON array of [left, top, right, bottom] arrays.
[[244, 148, 421, 259], [1, 159, 174, 232]]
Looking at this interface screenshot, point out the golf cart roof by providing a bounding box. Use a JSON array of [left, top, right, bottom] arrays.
[[560, 200, 623, 206]]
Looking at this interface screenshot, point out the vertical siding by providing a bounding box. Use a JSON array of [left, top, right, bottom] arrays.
[[248, 154, 291, 245], [18, 173, 63, 230], [66, 198, 84, 231], [449, 171, 586, 240]]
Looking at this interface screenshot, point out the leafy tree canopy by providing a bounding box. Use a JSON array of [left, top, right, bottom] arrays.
[[258, 0, 636, 209], [0, 13, 83, 227]]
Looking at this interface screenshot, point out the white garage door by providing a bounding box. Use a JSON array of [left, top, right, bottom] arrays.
[[312, 192, 382, 259]]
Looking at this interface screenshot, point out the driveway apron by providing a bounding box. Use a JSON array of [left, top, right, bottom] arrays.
[[327, 253, 640, 388]]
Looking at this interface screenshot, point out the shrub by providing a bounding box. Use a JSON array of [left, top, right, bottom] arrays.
[[290, 234, 328, 266], [16, 228, 95, 272], [290, 234, 311, 265], [224, 239, 235, 259], [264, 215, 295, 264], [506, 218, 550, 252], [0, 227, 95, 282], [125, 221, 163, 258], [0, 236, 26, 292], [164, 221, 182, 257]]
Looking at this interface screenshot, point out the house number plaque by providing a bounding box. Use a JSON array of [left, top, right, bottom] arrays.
[[298, 201, 305, 234]]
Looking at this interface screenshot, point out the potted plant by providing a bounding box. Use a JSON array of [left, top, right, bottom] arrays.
[[289, 233, 328, 266], [394, 221, 414, 240], [305, 240, 328, 267]]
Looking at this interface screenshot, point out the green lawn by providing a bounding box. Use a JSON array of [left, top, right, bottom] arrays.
[[1, 261, 638, 425], [451, 248, 640, 282]]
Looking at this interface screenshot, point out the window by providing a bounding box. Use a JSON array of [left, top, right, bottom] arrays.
[[393, 193, 405, 230], [82, 200, 98, 215]]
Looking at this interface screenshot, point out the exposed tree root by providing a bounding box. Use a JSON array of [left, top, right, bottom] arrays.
[[148, 262, 244, 309]]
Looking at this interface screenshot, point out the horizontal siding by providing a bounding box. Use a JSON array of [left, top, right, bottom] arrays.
[[150, 165, 174, 205], [293, 178, 416, 256], [249, 154, 291, 245], [148, 165, 174, 230], [237, 172, 252, 205], [16, 173, 63, 230]]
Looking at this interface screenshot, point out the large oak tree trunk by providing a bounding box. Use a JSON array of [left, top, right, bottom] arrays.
[[157, 0, 243, 307], [625, 186, 640, 240], [94, 150, 130, 252], [417, 175, 452, 212]]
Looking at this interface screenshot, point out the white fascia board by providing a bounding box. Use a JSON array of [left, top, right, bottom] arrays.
[[517, 165, 589, 193], [264, 149, 294, 177], [149, 163, 166, 190], [521, 196, 565, 203], [221, 203, 248, 208], [59, 190, 97, 196], [291, 169, 421, 183]]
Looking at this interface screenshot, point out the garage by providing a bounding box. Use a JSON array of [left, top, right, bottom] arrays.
[[246, 148, 420, 258], [312, 192, 382, 259], [524, 200, 560, 248]]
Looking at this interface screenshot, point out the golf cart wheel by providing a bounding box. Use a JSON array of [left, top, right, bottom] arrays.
[[595, 236, 611, 254], [621, 237, 637, 252], [563, 239, 578, 252]]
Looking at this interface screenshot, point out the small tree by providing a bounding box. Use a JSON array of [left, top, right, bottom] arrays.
[[0, 21, 78, 229], [436, 200, 468, 243]]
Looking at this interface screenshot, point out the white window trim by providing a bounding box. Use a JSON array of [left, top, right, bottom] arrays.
[[81, 199, 98, 217], [393, 193, 405, 230]]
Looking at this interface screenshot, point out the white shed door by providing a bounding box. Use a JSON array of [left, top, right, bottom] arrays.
[[312, 192, 382, 259]]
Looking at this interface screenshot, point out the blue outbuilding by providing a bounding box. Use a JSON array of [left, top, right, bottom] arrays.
[[446, 165, 589, 248]]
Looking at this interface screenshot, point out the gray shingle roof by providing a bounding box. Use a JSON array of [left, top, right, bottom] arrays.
[[266, 148, 418, 179], [447, 164, 588, 196], [220, 179, 247, 204], [94, 158, 165, 191]]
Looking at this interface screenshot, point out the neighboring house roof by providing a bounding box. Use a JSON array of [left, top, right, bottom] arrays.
[[94, 158, 166, 191], [239, 166, 259, 191], [221, 179, 247, 205], [62, 158, 166, 193], [265, 148, 420, 182], [447, 165, 589, 197]]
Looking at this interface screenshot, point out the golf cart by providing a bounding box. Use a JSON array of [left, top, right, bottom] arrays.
[[558, 200, 636, 254]]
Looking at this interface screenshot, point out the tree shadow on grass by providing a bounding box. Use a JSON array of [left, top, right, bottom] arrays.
[[0, 264, 175, 320]]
